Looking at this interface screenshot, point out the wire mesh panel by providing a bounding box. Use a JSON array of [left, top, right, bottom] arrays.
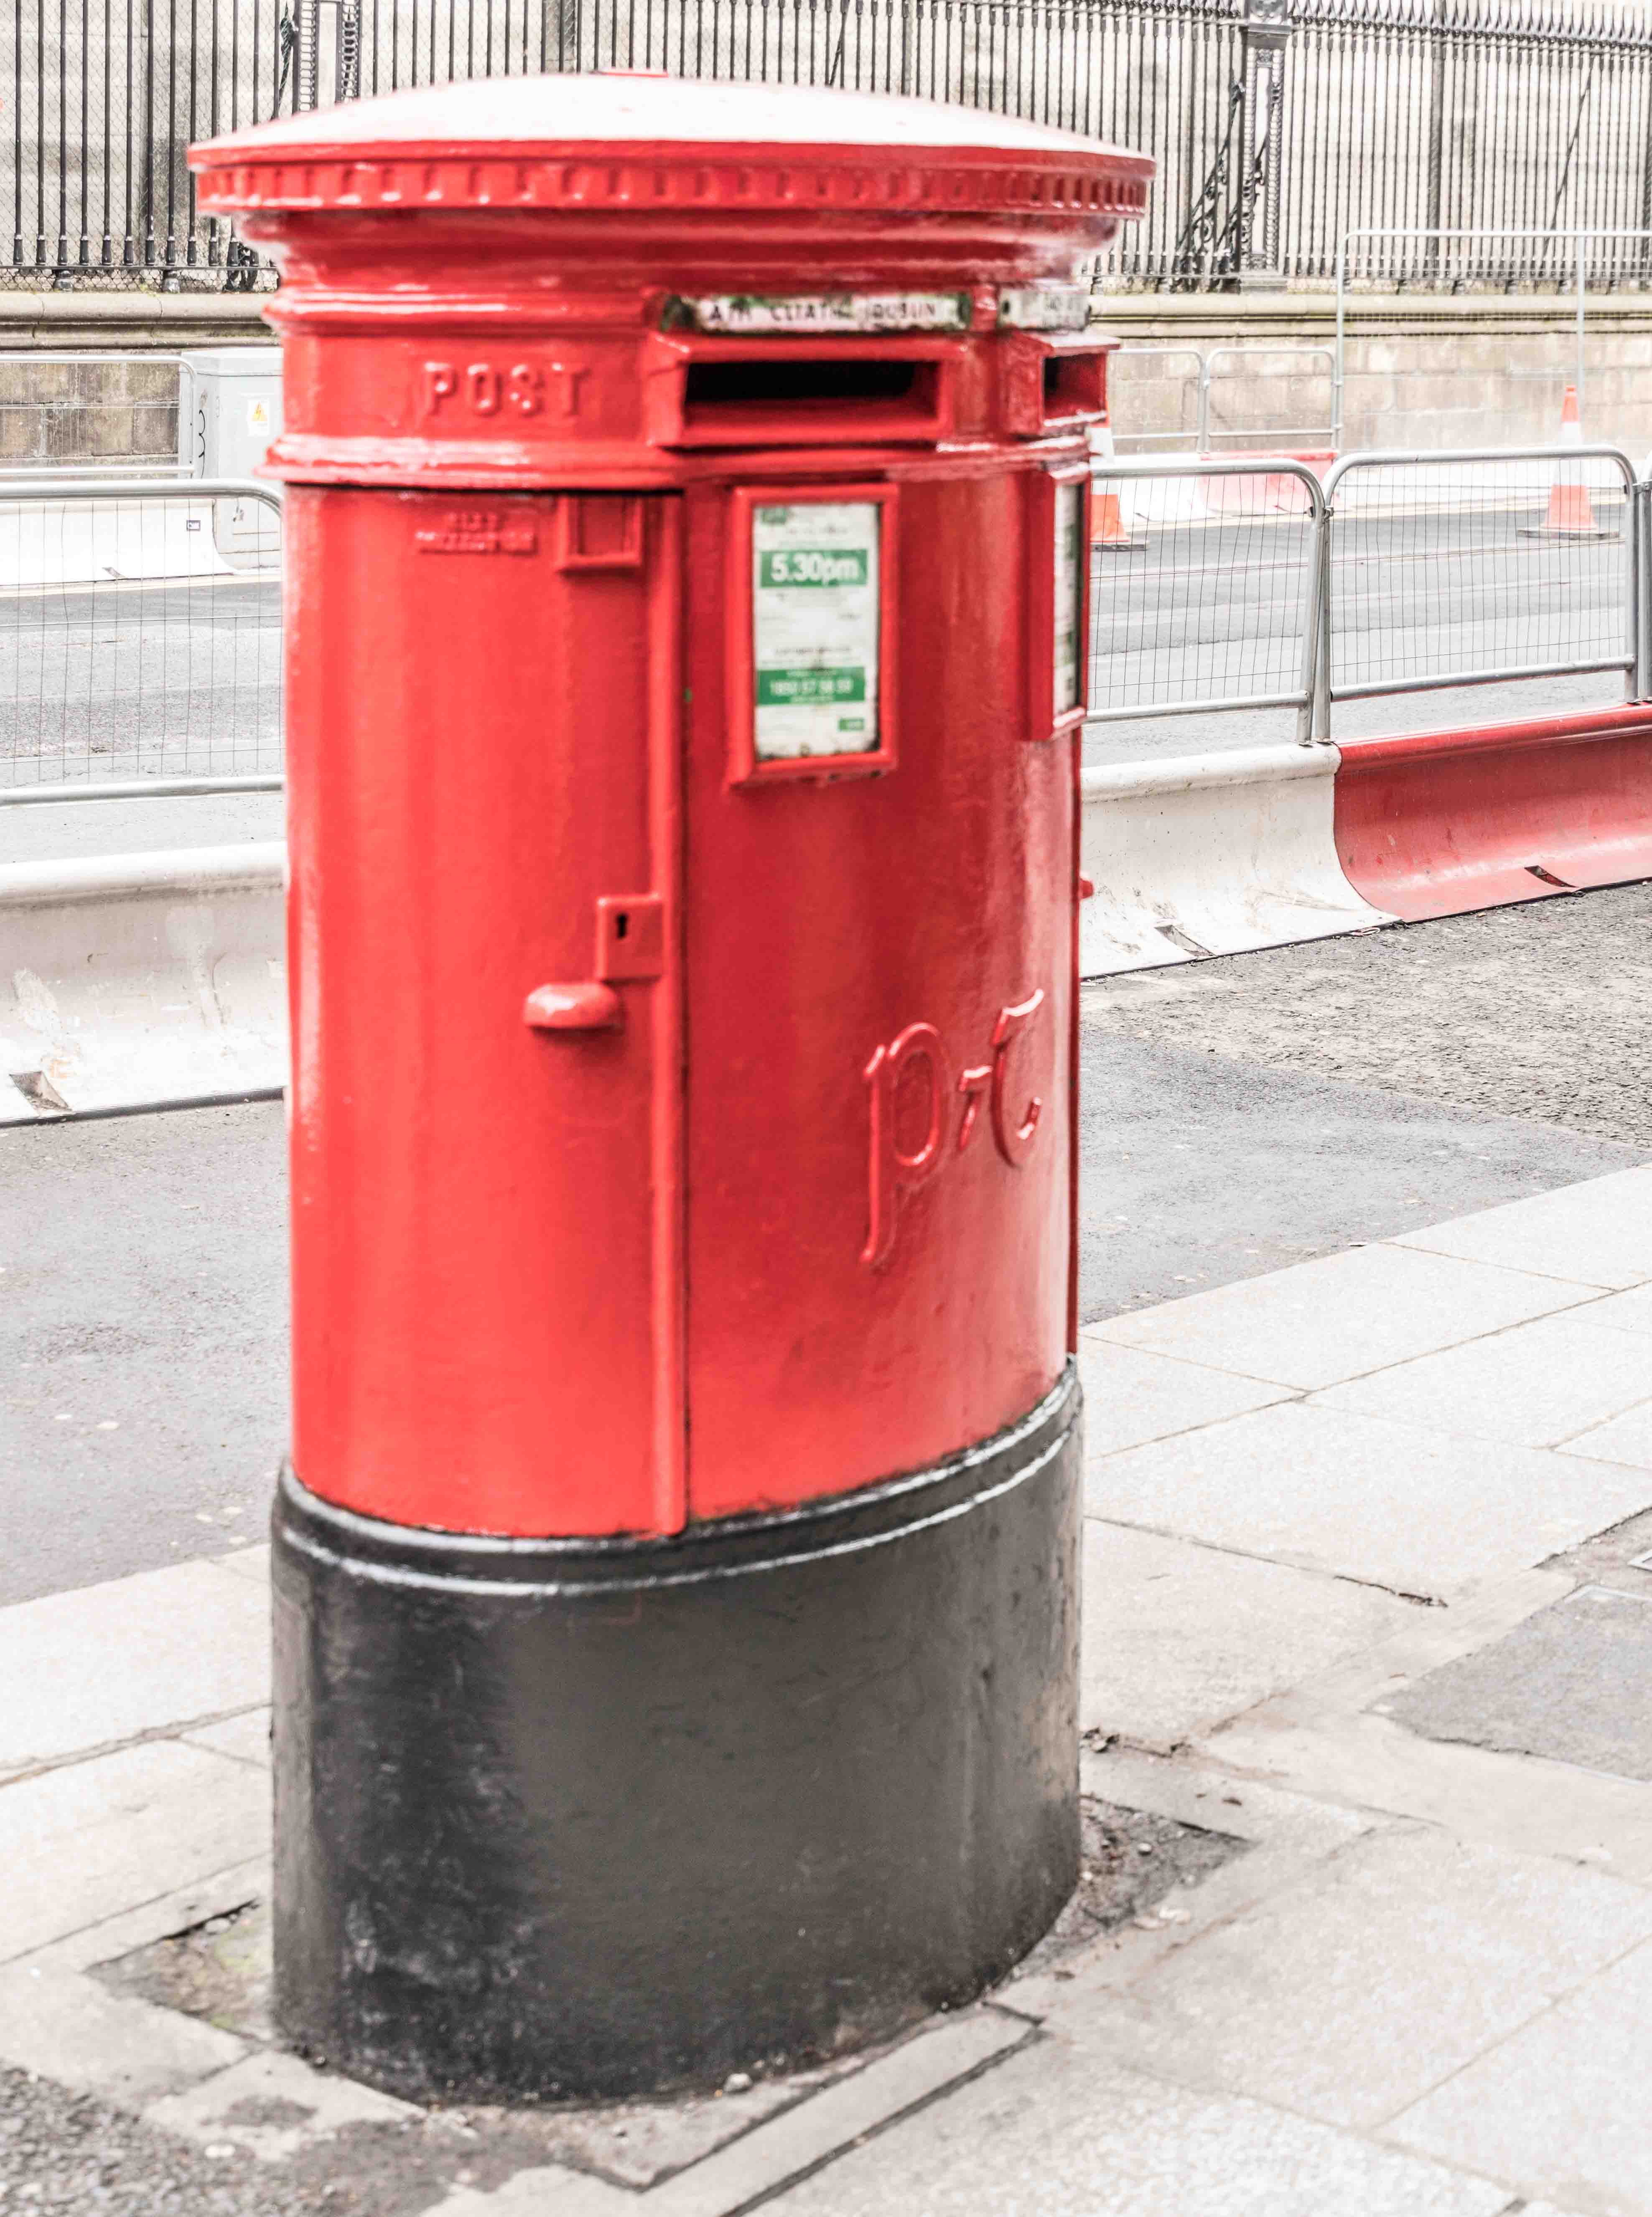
[[1107, 346, 1206, 454], [0, 485, 282, 795], [1324, 449, 1635, 705], [1087, 460, 1320, 727]]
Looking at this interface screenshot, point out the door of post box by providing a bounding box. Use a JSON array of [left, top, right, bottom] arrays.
[[285, 485, 686, 1539], [681, 466, 1074, 1521]]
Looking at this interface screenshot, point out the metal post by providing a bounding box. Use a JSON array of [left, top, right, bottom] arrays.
[[1311, 500, 1332, 741], [333, 0, 360, 98], [296, 0, 320, 107], [1633, 479, 1648, 703], [1296, 491, 1327, 745], [1577, 225, 1587, 420], [1424, 0, 1446, 282], [1235, 0, 1292, 290], [1334, 234, 1349, 450]]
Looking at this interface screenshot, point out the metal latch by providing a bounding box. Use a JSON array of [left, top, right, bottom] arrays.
[[523, 893, 665, 1033]]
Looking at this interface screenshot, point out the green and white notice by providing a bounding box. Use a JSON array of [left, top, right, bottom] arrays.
[[751, 502, 881, 760]]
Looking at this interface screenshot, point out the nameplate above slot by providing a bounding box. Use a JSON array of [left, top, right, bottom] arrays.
[[666, 292, 973, 337]]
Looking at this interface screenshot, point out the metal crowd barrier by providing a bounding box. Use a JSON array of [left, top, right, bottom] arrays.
[[1088, 455, 1327, 745], [0, 476, 284, 808], [1089, 444, 1644, 747], [1313, 446, 1639, 734], [1201, 346, 1336, 454], [1108, 345, 1206, 453], [0, 452, 1644, 810], [1108, 345, 1337, 458]]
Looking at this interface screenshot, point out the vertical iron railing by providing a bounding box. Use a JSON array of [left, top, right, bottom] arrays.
[[8, 0, 1652, 288]]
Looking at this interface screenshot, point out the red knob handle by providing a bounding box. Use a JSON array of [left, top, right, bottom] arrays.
[[523, 981, 623, 1032], [1077, 874, 1096, 901]]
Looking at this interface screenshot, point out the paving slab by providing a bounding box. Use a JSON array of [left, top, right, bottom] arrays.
[[1392, 1164, 1652, 1291], [1075, 1339, 1292, 1456], [183, 1707, 272, 1767], [0, 1556, 270, 1778], [145, 2048, 419, 2161], [1310, 1310, 1652, 1450], [1386, 1585, 1652, 1781], [1059, 1827, 1652, 2133], [755, 2035, 1513, 2217], [20, 1857, 272, 1987], [1389, 1936, 1652, 2216], [1079, 1743, 1376, 1863], [0, 1740, 269, 1962], [1248, 1566, 1577, 1721], [0, 1959, 246, 2105], [1205, 1705, 1652, 1883], [1086, 1399, 1652, 1600], [453, 2011, 1036, 2217], [215, 1542, 271, 1585], [1081, 1520, 1416, 1749], [1091, 1239, 1597, 1390], [1563, 1396, 1652, 1473], [442, 2172, 635, 2213], [1583, 1284, 1652, 1338]]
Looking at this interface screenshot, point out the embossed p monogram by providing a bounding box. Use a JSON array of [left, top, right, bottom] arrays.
[[860, 1022, 952, 1269], [990, 989, 1045, 1168], [859, 991, 1047, 1266]]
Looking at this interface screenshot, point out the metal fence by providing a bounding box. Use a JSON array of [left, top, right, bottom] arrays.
[[10, 0, 1652, 291], [1087, 443, 1642, 746], [0, 477, 283, 803], [1088, 454, 1324, 739], [1110, 343, 1335, 455], [1, 451, 1645, 802]]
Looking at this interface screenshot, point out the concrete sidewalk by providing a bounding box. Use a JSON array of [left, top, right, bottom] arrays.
[[8, 1166, 1652, 2214]]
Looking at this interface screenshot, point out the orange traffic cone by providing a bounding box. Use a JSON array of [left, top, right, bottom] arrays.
[[1522, 386, 1615, 540], [1090, 424, 1146, 553], [1092, 482, 1145, 549]]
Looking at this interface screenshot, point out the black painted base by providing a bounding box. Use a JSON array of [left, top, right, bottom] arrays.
[[271, 1364, 1082, 2103]]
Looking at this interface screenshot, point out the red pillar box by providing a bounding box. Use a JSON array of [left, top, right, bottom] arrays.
[[192, 77, 1151, 2105]]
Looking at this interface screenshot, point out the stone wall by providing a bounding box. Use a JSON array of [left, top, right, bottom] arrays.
[[3, 286, 1651, 464], [1099, 292, 1652, 462], [0, 293, 270, 467]]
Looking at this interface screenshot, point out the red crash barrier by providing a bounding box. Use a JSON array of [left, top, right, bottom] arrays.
[[1195, 450, 1334, 516], [1334, 705, 1652, 922]]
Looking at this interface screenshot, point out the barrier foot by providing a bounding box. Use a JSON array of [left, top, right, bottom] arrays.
[[270, 1367, 1082, 2103]]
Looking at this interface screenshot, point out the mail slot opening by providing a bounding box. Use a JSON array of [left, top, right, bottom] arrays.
[[684, 356, 937, 417], [1041, 352, 1106, 421]]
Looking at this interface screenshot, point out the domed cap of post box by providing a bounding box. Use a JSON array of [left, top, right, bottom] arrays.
[[192, 78, 1151, 485], [189, 72, 1152, 233]]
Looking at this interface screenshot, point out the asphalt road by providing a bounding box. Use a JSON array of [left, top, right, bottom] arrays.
[[4, 882, 1647, 1609], [0, 573, 281, 791]]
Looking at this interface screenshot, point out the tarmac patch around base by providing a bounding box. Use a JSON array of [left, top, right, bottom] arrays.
[[1387, 1582, 1652, 1781]]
